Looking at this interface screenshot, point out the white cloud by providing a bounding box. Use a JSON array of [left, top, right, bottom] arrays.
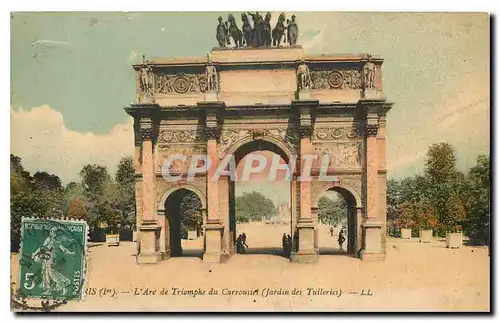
[[127, 50, 137, 63], [11, 105, 134, 184], [31, 39, 72, 47]]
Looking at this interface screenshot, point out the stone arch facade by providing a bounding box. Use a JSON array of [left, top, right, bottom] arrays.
[[126, 46, 392, 264]]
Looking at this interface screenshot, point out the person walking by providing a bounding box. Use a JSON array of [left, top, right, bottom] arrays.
[[236, 234, 244, 254], [330, 226, 334, 237], [282, 233, 288, 255], [241, 232, 249, 250], [338, 230, 346, 252]]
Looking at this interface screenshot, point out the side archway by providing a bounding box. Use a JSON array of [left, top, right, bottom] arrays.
[[312, 182, 362, 255], [157, 185, 206, 258]]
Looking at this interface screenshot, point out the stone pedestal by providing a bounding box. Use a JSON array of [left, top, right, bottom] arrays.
[[204, 91, 219, 102], [298, 89, 312, 100], [291, 218, 318, 263], [137, 221, 163, 264], [360, 219, 385, 261], [203, 220, 224, 263]]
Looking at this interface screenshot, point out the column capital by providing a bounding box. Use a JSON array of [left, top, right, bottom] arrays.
[[205, 127, 220, 141], [139, 118, 154, 141], [365, 124, 379, 137], [300, 126, 313, 139]]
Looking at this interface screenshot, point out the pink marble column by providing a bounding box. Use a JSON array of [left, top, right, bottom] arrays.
[[299, 131, 313, 220], [366, 124, 379, 219], [137, 121, 162, 264], [361, 119, 385, 261], [141, 138, 155, 222], [206, 137, 219, 221]]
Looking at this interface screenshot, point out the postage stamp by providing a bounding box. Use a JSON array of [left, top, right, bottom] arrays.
[[18, 218, 88, 301]]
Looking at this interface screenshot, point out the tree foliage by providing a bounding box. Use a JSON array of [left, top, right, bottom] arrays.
[[462, 155, 490, 244], [179, 191, 202, 234], [318, 195, 347, 225], [235, 191, 276, 222], [387, 143, 489, 242]]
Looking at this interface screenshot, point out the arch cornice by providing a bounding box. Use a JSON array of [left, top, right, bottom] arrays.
[[222, 135, 295, 164], [311, 181, 362, 208], [157, 184, 207, 211]]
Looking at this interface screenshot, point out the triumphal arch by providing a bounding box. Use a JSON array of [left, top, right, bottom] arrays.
[[125, 28, 392, 264]]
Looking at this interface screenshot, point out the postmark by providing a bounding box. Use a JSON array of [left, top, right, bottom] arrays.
[[17, 217, 88, 302]]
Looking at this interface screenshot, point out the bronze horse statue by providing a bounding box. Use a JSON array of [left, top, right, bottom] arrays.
[[241, 13, 252, 47], [272, 13, 286, 46], [227, 14, 243, 48]]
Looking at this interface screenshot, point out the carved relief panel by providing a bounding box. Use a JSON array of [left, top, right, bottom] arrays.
[[310, 69, 362, 90], [312, 126, 363, 170], [155, 73, 208, 94], [155, 145, 207, 173], [314, 142, 362, 168]]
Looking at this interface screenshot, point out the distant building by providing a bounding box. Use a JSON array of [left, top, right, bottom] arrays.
[[270, 202, 290, 225]]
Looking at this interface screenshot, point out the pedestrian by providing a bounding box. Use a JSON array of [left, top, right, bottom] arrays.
[[242, 232, 249, 249], [282, 233, 288, 255], [338, 230, 346, 252], [330, 226, 334, 237], [236, 234, 244, 254]]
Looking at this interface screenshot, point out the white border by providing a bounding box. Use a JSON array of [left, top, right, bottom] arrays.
[[3, 1, 497, 320]]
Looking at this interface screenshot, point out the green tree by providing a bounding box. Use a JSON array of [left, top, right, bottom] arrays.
[[425, 143, 457, 183], [442, 193, 466, 233], [393, 202, 416, 230], [33, 171, 62, 190], [66, 197, 88, 221], [79, 164, 111, 230], [462, 155, 490, 244], [414, 199, 439, 230], [10, 155, 64, 251], [115, 156, 137, 229], [179, 191, 202, 235], [235, 191, 276, 222], [318, 195, 346, 225], [80, 164, 110, 197], [423, 143, 464, 235]]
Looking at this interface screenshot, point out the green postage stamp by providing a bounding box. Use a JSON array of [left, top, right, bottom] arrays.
[[18, 218, 88, 300]]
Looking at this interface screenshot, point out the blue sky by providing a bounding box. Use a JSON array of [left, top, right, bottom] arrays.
[[10, 12, 490, 184]]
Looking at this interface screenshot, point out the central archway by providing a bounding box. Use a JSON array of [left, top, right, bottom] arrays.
[[227, 139, 294, 258]]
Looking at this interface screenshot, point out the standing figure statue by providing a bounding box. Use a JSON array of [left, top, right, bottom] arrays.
[[248, 11, 264, 47], [297, 60, 311, 90], [241, 13, 252, 47], [205, 60, 218, 92], [272, 12, 286, 46], [227, 14, 243, 48], [216, 16, 229, 48], [263, 12, 272, 47], [287, 14, 298, 46], [140, 59, 154, 99], [363, 56, 376, 89]]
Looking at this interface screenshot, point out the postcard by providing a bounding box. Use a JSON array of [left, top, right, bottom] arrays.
[[10, 11, 490, 312]]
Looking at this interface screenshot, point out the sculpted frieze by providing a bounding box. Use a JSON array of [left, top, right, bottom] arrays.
[[157, 129, 206, 143], [218, 127, 299, 156], [314, 142, 362, 168], [156, 145, 207, 172], [155, 73, 208, 94], [313, 127, 363, 141], [310, 69, 362, 90]]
